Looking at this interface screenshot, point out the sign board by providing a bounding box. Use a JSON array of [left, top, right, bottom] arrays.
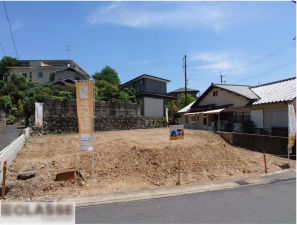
[[76, 81, 94, 151], [288, 104, 296, 147], [170, 125, 184, 140], [35, 102, 43, 128]]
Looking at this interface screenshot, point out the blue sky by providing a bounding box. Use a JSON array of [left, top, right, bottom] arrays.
[[0, 1, 296, 94]]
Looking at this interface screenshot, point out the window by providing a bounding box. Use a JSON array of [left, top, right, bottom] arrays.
[[234, 111, 251, 122], [185, 116, 189, 123], [75, 77, 80, 80], [22, 73, 27, 78], [30, 72, 32, 79], [213, 91, 218, 96], [38, 72, 43, 78], [191, 116, 196, 123], [203, 117, 207, 126], [140, 79, 144, 85]]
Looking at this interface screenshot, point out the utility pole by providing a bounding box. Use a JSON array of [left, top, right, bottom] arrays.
[[66, 45, 72, 60], [220, 71, 226, 84], [183, 55, 187, 106]]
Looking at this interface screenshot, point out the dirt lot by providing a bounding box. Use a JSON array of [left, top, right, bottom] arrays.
[[4, 128, 296, 201]]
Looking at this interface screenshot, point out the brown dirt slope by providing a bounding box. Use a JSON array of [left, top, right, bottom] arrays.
[[4, 128, 295, 201]]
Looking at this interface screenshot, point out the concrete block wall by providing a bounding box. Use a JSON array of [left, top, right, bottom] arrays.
[[43, 98, 141, 117], [215, 131, 231, 144], [216, 131, 294, 156]]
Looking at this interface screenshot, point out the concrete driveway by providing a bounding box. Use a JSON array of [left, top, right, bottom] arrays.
[[0, 124, 25, 152]]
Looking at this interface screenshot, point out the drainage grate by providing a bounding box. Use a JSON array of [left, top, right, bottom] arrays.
[[234, 180, 250, 185]]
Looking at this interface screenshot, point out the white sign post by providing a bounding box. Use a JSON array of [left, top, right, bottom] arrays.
[[288, 104, 296, 165], [35, 102, 43, 128]]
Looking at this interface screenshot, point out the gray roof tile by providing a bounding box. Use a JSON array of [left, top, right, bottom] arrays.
[[213, 83, 258, 99], [169, 87, 199, 93], [251, 77, 296, 105]]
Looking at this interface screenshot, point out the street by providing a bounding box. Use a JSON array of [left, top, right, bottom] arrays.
[[76, 178, 296, 224], [0, 125, 24, 152]]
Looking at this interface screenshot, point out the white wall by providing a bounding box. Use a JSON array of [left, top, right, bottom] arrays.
[[199, 87, 250, 108], [144, 97, 163, 117]]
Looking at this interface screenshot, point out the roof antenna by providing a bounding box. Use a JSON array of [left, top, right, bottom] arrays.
[[186, 77, 191, 85], [220, 71, 226, 83], [66, 45, 72, 60]]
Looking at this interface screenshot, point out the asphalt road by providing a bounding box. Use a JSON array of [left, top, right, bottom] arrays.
[[76, 178, 296, 224], [0, 124, 24, 152]]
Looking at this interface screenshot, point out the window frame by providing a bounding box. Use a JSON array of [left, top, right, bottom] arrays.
[[37, 72, 43, 78]]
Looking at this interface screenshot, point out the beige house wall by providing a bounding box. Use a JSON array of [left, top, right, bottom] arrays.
[[199, 87, 250, 108], [10, 67, 53, 85], [7, 60, 89, 85]]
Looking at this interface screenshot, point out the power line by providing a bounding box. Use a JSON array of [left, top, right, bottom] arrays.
[[248, 39, 296, 66], [235, 58, 296, 83], [224, 35, 296, 76], [0, 42, 6, 56], [3, 1, 20, 60]]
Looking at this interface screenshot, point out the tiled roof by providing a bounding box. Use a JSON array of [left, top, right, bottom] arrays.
[[213, 83, 259, 100], [121, 74, 170, 86], [251, 77, 296, 105], [177, 101, 196, 113], [26, 78, 76, 91], [50, 66, 89, 79], [169, 87, 199, 93]]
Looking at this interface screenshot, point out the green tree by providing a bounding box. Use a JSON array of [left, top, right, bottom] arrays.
[[165, 94, 196, 120], [0, 56, 20, 80], [164, 100, 179, 118], [11, 91, 25, 105], [0, 82, 18, 96], [99, 83, 120, 102], [0, 95, 13, 113], [177, 93, 196, 109], [92, 66, 120, 85]]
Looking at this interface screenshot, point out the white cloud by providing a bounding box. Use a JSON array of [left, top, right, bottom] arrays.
[[130, 59, 148, 65], [11, 19, 23, 30], [86, 2, 251, 33], [189, 51, 245, 77]]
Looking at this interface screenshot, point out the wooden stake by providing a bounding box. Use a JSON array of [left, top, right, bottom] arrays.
[[263, 151, 267, 174], [178, 158, 181, 186], [2, 161, 7, 200]]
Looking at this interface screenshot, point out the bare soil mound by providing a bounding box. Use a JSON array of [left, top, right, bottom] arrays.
[[4, 128, 295, 201]]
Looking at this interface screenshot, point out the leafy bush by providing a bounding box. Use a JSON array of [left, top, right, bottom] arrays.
[[5, 114, 15, 124], [240, 120, 256, 134]]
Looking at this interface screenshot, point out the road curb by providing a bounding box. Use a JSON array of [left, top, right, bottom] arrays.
[[50, 169, 296, 208]]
